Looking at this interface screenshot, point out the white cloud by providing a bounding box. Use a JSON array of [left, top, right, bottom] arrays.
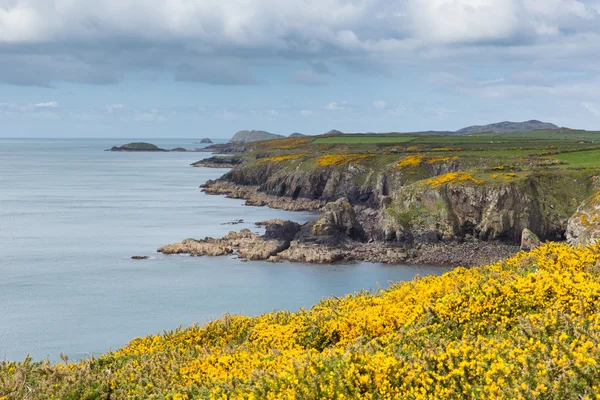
[[34, 101, 58, 108], [326, 102, 345, 111], [1, 0, 600, 86], [583, 102, 600, 116], [105, 104, 125, 112], [300, 109, 313, 116], [407, 0, 519, 44], [373, 100, 387, 109]]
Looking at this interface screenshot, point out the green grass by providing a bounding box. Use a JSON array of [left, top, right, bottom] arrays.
[[313, 135, 417, 144], [552, 149, 600, 168]]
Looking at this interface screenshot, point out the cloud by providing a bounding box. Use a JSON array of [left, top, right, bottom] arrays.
[[583, 102, 600, 116], [326, 102, 345, 111], [291, 61, 332, 86], [0, 0, 599, 86], [292, 70, 329, 86], [105, 104, 125, 113], [174, 61, 258, 85], [300, 109, 313, 116], [373, 100, 387, 109], [34, 101, 58, 108]]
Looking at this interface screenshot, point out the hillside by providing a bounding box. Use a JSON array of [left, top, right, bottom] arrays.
[[456, 119, 559, 134], [229, 130, 284, 143], [4, 242, 600, 398]]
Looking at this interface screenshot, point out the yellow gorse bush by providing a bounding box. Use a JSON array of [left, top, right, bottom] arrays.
[[4, 243, 600, 399], [257, 153, 306, 163], [426, 172, 484, 187], [396, 155, 459, 169], [315, 153, 374, 167]]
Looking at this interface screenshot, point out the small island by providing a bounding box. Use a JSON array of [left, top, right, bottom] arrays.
[[200, 138, 213, 144], [106, 142, 168, 152], [106, 142, 203, 152]]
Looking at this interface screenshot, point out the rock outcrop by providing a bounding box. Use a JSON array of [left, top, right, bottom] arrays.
[[520, 228, 541, 251], [201, 180, 325, 211], [311, 199, 366, 242], [567, 191, 600, 246], [198, 143, 248, 154], [158, 230, 285, 260], [200, 138, 213, 144], [191, 156, 243, 168]]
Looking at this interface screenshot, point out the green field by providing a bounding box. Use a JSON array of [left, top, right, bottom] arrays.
[[553, 148, 600, 168], [313, 135, 417, 144], [312, 130, 600, 153], [252, 129, 600, 174]]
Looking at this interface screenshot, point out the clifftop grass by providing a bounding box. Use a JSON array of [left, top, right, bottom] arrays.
[[4, 243, 600, 399]]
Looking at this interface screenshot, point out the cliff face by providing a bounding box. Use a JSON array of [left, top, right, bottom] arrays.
[[380, 176, 589, 243], [217, 161, 596, 244], [567, 191, 600, 246]]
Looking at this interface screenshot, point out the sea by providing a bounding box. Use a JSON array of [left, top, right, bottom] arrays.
[[0, 138, 450, 362]]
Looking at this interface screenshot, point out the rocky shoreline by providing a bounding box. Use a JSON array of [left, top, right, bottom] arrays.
[[201, 180, 325, 211], [158, 196, 521, 267], [191, 156, 243, 169]]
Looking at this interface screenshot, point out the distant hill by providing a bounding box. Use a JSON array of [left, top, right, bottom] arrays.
[[456, 120, 559, 135], [289, 133, 306, 138], [229, 130, 285, 143], [325, 130, 344, 135]]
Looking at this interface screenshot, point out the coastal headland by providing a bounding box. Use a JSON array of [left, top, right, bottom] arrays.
[[167, 127, 600, 266]]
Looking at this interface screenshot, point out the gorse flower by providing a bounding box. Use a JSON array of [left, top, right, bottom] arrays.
[[3, 243, 600, 399]]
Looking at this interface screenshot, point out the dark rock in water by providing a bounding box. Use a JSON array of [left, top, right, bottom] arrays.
[[131, 256, 150, 260], [200, 138, 213, 144], [520, 228, 541, 252], [106, 142, 167, 152], [170, 147, 189, 152], [263, 221, 301, 242], [221, 219, 244, 225]]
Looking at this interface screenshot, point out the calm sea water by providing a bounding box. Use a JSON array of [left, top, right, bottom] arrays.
[[0, 138, 449, 362]]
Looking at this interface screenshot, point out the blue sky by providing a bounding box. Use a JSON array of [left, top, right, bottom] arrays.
[[2, 0, 600, 138]]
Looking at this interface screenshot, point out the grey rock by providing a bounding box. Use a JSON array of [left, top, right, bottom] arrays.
[[520, 228, 541, 251], [567, 192, 600, 246]]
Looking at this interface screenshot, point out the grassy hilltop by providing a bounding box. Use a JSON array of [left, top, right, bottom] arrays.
[[3, 242, 600, 398]]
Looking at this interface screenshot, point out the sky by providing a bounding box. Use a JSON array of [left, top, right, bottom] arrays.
[[2, 0, 600, 138]]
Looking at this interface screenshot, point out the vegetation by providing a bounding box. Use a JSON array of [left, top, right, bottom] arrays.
[[232, 129, 600, 190], [3, 243, 600, 398]]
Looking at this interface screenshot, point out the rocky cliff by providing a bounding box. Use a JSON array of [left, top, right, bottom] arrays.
[[208, 160, 596, 245]]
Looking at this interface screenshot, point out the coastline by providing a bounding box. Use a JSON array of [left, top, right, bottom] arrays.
[[156, 178, 521, 267]]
